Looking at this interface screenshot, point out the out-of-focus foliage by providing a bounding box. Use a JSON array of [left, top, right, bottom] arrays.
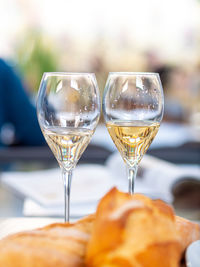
[[16, 30, 59, 92]]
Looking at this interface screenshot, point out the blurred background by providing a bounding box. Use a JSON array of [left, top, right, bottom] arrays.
[[0, 0, 200, 222], [0, 0, 200, 126]]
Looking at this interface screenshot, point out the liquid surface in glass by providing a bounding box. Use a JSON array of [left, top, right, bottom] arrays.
[[106, 120, 160, 167], [43, 127, 93, 171]]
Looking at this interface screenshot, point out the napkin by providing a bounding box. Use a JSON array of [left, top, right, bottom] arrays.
[[106, 153, 200, 203]]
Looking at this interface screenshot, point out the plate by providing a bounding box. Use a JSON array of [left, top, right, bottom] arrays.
[[1, 164, 115, 207]]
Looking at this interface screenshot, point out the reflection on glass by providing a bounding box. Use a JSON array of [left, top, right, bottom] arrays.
[[103, 72, 164, 194], [37, 73, 101, 221]]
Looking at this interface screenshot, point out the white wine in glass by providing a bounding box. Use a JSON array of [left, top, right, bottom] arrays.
[[42, 127, 94, 171], [103, 72, 164, 194], [37, 73, 101, 222]]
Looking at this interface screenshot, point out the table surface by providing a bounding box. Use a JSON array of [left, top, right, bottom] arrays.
[[0, 122, 199, 231], [1, 167, 200, 220], [0, 217, 64, 240]]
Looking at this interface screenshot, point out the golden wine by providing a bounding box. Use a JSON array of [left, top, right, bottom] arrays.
[[43, 127, 93, 171], [106, 120, 160, 167]]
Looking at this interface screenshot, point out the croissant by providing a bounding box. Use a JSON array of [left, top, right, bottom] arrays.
[[86, 188, 200, 267], [0, 214, 94, 267]]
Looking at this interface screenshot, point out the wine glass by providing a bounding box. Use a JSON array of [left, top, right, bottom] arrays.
[[103, 72, 164, 194], [37, 72, 101, 222]]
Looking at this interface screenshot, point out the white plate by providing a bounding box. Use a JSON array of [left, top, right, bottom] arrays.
[[1, 164, 115, 207]]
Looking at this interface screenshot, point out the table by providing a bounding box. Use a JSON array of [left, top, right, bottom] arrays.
[[0, 136, 199, 222]]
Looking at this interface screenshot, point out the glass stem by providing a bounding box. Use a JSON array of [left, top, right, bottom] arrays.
[[128, 164, 138, 195], [62, 168, 72, 222]]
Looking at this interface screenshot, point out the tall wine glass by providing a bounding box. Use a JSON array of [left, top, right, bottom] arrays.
[[37, 73, 101, 222], [103, 72, 164, 194]]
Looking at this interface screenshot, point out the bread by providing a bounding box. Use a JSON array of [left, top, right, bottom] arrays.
[[175, 215, 200, 252], [86, 188, 200, 267], [0, 214, 94, 267], [0, 188, 199, 267]]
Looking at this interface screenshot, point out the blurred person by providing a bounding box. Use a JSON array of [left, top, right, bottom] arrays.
[[144, 50, 185, 122], [0, 58, 45, 146], [153, 65, 186, 123], [89, 54, 108, 123], [145, 50, 163, 72], [190, 63, 200, 111], [89, 54, 107, 95], [189, 63, 200, 136]]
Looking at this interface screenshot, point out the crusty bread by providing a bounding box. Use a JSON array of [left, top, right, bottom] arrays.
[[175, 215, 200, 252], [86, 188, 199, 267], [0, 214, 94, 267], [0, 188, 199, 267]]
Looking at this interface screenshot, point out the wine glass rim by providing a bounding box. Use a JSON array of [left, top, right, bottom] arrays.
[[109, 72, 159, 76], [43, 72, 95, 76]]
